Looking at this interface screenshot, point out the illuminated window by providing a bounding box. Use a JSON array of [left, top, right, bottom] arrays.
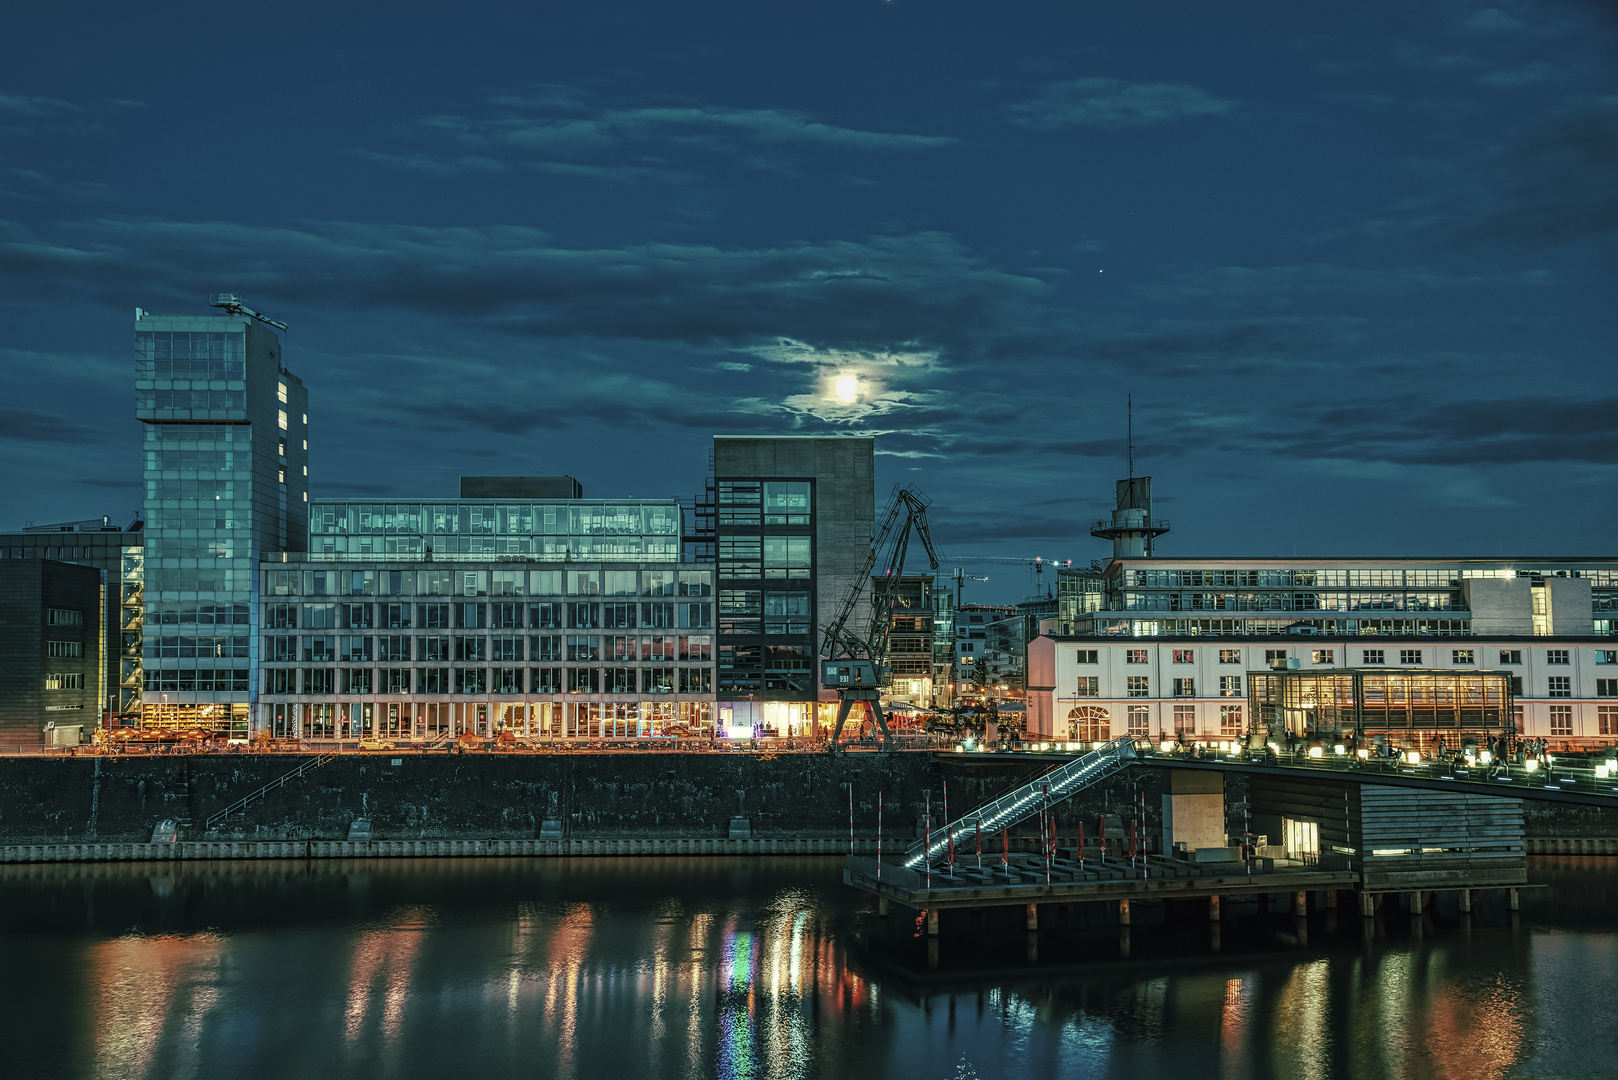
[[1601, 706, 1618, 736], [1218, 649, 1241, 664], [1597, 650, 1618, 664], [1126, 649, 1148, 664], [1074, 676, 1099, 697], [1126, 676, 1149, 697], [1172, 649, 1194, 664], [277, 381, 288, 403], [1312, 649, 1334, 664], [1172, 677, 1195, 697], [1549, 704, 1573, 736], [1127, 705, 1149, 736], [44, 672, 84, 690], [1452, 649, 1475, 664], [1173, 704, 1196, 733], [1219, 676, 1242, 696], [278, 409, 288, 430]]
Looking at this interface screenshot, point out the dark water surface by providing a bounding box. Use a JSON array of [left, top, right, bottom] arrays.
[[1, 856, 1615, 1080]]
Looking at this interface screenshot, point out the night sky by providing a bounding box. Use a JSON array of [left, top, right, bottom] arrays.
[[3, 1, 1615, 604]]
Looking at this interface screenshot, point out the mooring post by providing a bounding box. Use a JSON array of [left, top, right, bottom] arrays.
[[878, 897, 889, 917], [1458, 889, 1471, 914], [1025, 903, 1039, 931], [1360, 891, 1376, 917], [1508, 887, 1520, 911], [1118, 898, 1131, 926], [1208, 893, 1221, 921], [1410, 890, 1425, 915]]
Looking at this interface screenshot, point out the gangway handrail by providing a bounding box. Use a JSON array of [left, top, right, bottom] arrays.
[[903, 736, 1138, 869], [204, 754, 335, 831]]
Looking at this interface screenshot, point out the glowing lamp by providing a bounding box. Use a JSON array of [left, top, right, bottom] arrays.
[[1333, 744, 1346, 755], [953, 745, 964, 753], [1479, 751, 1492, 763], [1307, 746, 1324, 759], [1405, 751, 1421, 764], [1356, 748, 1370, 760], [1597, 764, 1610, 780], [1160, 741, 1175, 753], [1525, 758, 1540, 773]]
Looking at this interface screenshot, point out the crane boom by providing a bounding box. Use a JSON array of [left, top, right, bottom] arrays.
[[211, 293, 290, 333], [819, 485, 939, 749]]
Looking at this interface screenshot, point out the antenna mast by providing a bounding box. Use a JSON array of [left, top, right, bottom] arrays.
[[1127, 394, 1134, 479]]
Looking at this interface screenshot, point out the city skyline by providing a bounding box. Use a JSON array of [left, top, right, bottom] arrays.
[[3, 1, 1617, 602]]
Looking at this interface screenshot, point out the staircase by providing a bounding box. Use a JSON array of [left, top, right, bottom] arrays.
[[903, 737, 1138, 869], [204, 755, 335, 833]]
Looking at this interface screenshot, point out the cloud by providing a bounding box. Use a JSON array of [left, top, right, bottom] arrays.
[[1008, 78, 1235, 130], [346, 149, 511, 177], [1135, 262, 1555, 304], [1261, 396, 1618, 466], [0, 220, 1047, 360], [356, 94, 959, 180], [1463, 97, 1618, 250], [0, 408, 111, 444]]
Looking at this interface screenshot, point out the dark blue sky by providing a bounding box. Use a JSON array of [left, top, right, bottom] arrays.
[[3, 1, 1615, 603]]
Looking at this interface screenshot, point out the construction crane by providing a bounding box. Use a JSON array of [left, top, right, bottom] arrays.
[[210, 293, 289, 333], [821, 485, 940, 749], [947, 555, 1073, 598], [949, 567, 989, 608]]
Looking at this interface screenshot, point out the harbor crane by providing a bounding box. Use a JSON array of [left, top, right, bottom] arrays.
[[820, 485, 939, 749]]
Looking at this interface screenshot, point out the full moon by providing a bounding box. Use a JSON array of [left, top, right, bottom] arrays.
[[834, 375, 858, 403]]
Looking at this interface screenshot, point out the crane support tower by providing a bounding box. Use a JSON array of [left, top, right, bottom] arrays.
[[820, 485, 940, 749]]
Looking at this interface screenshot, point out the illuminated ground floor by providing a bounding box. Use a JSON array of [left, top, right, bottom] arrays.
[[258, 698, 714, 740]]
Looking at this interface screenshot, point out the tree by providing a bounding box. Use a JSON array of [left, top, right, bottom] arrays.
[[970, 657, 988, 690]]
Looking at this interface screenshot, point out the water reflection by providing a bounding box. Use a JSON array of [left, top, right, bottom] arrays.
[[2, 857, 1617, 1079]]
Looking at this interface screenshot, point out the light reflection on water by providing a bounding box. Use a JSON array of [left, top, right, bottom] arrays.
[[1, 856, 1617, 1080]]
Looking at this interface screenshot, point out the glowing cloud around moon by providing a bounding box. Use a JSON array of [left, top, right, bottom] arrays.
[[834, 375, 858, 403]]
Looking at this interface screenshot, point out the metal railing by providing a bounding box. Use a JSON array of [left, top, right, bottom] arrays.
[[903, 736, 1137, 869], [204, 754, 334, 832]]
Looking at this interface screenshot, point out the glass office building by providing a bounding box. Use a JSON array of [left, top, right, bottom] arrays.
[[135, 304, 308, 735], [258, 498, 717, 740]]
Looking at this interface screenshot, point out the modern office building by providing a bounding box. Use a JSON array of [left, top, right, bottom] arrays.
[[883, 574, 941, 707], [0, 516, 144, 719], [711, 436, 874, 737], [136, 298, 308, 737], [0, 560, 102, 744], [258, 494, 715, 739]]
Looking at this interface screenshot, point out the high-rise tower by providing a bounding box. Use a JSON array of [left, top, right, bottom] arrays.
[[134, 296, 307, 735]]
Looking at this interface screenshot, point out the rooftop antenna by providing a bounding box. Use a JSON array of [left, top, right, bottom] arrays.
[[1127, 394, 1134, 479]]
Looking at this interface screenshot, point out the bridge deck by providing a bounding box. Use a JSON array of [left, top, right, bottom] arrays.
[[847, 852, 1361, 911], [945, 744, 1618, 807]]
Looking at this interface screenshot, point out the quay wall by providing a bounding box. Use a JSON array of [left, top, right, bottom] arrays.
[[0, 753, 1134, 847], [1, 755, 1613, 861]]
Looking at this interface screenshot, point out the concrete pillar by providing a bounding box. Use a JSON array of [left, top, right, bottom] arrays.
[[927, 909, 940, 936], [1118, 899, 1131, 926], [878, 897, 889, 917], [1360, 891, 1376, 918], [1208, 894, 1221, 921], [1294, 891, 1308, 917], [1410, 890, 1425, 915], [1325, 890, 1338, 910], [1508, 887, 1520, 911], [1025, 903, 1039, 931], [1458, 889, 1471, 913]]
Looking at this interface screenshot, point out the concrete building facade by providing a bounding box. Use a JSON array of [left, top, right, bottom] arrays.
[[711, 436, 874, 736], [0, 560, 102, 745], [0, 517, 144, 719]]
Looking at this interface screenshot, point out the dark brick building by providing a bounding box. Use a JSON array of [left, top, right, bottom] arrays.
[[0, 560, 102, 744]]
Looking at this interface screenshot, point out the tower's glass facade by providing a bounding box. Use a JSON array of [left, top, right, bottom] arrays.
[[135, 307, 307, 735]]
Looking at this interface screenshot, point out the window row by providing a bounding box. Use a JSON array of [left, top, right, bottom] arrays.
[[142, 668, 251, 692], [267, 567, 713, 598], [262, 667, 715, 696], [265, 601, 713, 631], [266, 634, 715, 663]]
